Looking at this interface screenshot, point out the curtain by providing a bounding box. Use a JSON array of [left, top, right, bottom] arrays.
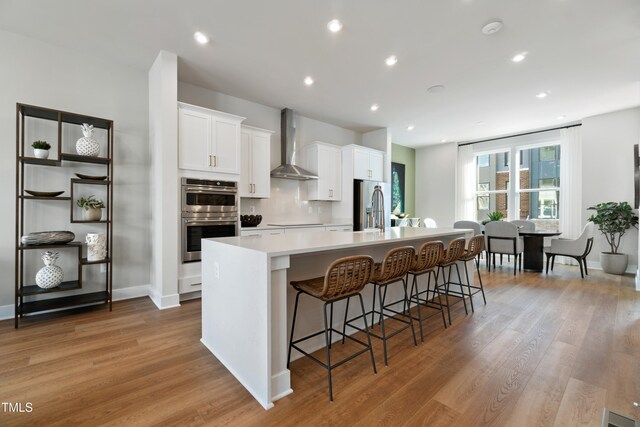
[[456, 144, 476, 221], [558, 126, 583, 263]]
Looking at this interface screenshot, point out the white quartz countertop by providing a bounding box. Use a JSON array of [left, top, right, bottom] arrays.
[[206, 227, 472, 257]]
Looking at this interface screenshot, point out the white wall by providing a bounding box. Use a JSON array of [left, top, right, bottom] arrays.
[[581, 107, 640, 271], [415, 142, 458, 227], [178, 82, 363, 224], [0, 30, 150, 316]]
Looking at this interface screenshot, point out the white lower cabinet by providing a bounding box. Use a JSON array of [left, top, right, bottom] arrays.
[[240, 228, 284, 237], [284, 227, 326, 234], [326, 226, 352, 232]]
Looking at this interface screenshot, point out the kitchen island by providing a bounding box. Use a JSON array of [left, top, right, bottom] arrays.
[[201, 227, 473, 409]]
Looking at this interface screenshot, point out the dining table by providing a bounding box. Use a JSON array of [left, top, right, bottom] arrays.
[[519, 230, 562, 271]]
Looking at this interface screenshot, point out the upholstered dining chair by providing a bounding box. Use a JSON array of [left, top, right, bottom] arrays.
[[484, 221, 523, 275], [453, 220, 482, 235], [422, 218, 437, 228], [544, 222, 595, 278], [511, 220, 535, 231]]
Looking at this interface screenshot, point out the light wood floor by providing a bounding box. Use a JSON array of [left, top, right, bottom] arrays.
[[1, 264, 638, 426]]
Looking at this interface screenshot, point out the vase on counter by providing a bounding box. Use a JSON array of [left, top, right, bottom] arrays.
[[35, 251, 64, 289], [86, 232, 107, 261], [76, 123, 100, 156]]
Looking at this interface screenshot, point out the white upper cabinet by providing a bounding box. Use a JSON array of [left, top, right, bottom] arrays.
[[346, 145, 385, 181], [178, 102, 245, 174], [305, 142, 342, 201], [239, 125, 273, 198]]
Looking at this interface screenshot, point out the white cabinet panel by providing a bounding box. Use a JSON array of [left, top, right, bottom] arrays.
[[353, 149, 370, 180], [347, 146, 385, 181], [239, 130, 252, 195], [326, 226, 352, 232], [240, 126, 273, 198], [178, 103, 245, 175], [178, 108, 211, 171], [283, 226, 326, 234], [241, 228, 284, 237], [369, 150, 384, 181], [305, 142, 342, 201]]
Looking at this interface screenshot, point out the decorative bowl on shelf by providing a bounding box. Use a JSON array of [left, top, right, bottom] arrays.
[[25, 190, 65, 197], [75, 173, 107, 181], [21, 231, 75, 246], [240, 215, 262, 228]]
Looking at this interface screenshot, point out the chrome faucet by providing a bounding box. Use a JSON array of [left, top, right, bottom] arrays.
[[371, 185, 385, 232]]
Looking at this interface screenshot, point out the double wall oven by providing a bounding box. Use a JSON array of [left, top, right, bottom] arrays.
[[181, 178, 238, 262]]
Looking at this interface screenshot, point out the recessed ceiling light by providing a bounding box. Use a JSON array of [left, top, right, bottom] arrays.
[[370, 104, 379, 111], [557, 115, 566, 120], [327, 19, 343, 33], [385, 55, 398, 66], [407, 125, 415, 131], [441, 139, 447, 143], [476, 121, 485, 126], [427, 84, 445, 94], [304, 76, 314, 86], [536, 92, 548, 99], [193, 31, 209, 44], [481, 20, 503, 35], [511, 52, 528, 62]]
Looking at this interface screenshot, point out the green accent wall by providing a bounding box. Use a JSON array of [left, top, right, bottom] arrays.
[[391, 143, 416, 217]]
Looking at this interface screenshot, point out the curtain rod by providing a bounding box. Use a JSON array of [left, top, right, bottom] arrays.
[[458, 123, 582, 147]]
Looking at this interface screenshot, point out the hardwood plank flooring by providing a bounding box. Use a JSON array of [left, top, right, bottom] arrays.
[[0, 265, 638, 426]]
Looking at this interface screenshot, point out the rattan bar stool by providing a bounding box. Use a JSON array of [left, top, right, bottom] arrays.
[[344, 246, 417, 366], [287, 255, 377, 402], [406, 240, 447, 342], [457, 235, 487, 312], [435, 237, 468, 325]]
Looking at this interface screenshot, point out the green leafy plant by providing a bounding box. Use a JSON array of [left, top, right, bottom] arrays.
[[76, 195, 105, 210], [31, 140, 51, 150], [587, 201, 638, 254], [487, 211, 504, 221]]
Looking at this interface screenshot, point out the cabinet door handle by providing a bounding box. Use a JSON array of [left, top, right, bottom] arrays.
[[249, 184, 252, 193], [208, 155, 212, 167], [213, 156, 217, 167], [252, 183, 255, 193]]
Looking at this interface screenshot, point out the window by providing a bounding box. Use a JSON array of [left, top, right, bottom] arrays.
[[518, 144, 561, 228], [477, 155, 489, 167], [475, 151, 510, 220], [470, 143, 561, 231]]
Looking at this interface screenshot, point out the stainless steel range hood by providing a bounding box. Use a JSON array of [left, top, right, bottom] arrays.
[[270, 108, 318, 180]]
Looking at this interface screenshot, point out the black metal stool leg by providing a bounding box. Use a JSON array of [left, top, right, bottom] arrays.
[[431, 270, 447, 329], [464, 260, 475, 312], [454, 263, 468, 315], [441, 266, 452, 326], [357, 294, 377, 374], [413, 274, 424, 342], [323, 302, 333, 401], [370, 287, 376, 327], [341, 297, 350, 344], [378, 284, 388, 366], [379, 286, 388, 326], [287, 291, 302, 368], [476, 258, 486, 304], [328, 302, 334, 349], [402, 278, 418, 346]]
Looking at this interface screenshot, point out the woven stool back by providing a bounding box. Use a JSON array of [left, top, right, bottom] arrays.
[[465, 235, 485, 258], [440, 237, 466, 265], [374, 246, 416, 283], [413, 240, 444, 272], [323, 255, 375, 299]]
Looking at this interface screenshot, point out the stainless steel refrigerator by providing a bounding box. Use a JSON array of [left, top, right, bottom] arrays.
[[353, 179, 391, 231]]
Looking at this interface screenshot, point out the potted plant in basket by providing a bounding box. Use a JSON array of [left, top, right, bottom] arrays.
[[482, 211, 504, 225], [32, 140, 51, 159], [587, 201, 638, 274], [77, 195, 105, 221]]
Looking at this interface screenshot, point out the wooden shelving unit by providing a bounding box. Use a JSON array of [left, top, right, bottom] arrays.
[[15, 103, 114, 328]]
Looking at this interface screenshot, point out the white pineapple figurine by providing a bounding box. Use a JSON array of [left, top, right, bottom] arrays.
[[35, 251, 64, 289], [76, 123, 100, 156]]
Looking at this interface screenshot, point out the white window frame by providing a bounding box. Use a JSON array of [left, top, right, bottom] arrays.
[[474, 149, 511, 219], [515, 142, 561, 220]]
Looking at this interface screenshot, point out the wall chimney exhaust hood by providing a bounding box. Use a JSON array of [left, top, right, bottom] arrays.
[[270, 108, 318, 180]]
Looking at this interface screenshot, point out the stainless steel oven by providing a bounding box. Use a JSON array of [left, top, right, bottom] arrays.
[[181, 178, 238, 263]]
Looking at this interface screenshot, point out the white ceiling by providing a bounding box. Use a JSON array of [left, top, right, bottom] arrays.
[[1, 0, 639, 147]]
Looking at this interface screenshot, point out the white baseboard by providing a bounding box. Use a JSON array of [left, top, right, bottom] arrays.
[[113, 284, 151, 301], [585, 261, 637, 275], [0, 304, 13, 321], [149, 289, 180, 310]]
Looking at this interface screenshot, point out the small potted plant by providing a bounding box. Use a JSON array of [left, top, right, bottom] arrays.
[[32, 140, 51, 159], [482, 211, 504, 225], [587, 201, 639, 274], [76, 195, 105, 221]]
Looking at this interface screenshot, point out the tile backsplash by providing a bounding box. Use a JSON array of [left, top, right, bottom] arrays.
[[239, 179, 334, 224]]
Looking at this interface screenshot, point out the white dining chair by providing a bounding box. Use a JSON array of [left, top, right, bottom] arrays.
[[511, 220, 535, 231], [544, 222, 595, 278], [422, 218, 437, 228], [484, 221, 523, 275]]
